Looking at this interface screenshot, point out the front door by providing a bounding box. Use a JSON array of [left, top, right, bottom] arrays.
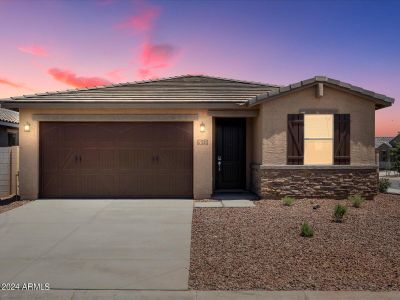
[[215, 118, 246, 190]]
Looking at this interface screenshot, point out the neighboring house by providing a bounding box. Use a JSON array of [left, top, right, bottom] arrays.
[[0, 108, 19, 147], [375, 134, 400, 170], [0, 75, 395, 200]]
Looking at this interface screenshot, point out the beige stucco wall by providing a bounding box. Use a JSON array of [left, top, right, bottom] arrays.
[[18, 108, 213, 200], [18, 86, 377, 199], [255, 85, 376, 165]]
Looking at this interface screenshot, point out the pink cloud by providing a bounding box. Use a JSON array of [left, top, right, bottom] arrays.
[[140, 42, 177, 67], [137, 42, 178, 79], [116, 5, 160, 33], [137, 68, 154, 79], [48, 68, 111, 88], [17, 45, 48, 57], [106, 68, 125, 81], [0, 77, 29, 89]]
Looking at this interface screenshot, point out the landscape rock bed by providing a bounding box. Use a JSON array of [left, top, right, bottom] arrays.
[[189, 194, 400, 290], [0, 199, 31, 214]]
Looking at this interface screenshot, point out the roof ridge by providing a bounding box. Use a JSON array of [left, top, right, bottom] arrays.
[[187, 74, 281, 87], [1, 74, 280, 101]]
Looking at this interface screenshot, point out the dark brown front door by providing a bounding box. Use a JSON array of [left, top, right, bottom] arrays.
[[39, 122, 193, 198], [215, 118, 246, 190]]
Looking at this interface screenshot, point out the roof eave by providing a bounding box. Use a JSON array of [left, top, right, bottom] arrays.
[[248, 77, 395, 109], [1, 101, 248, 110], [0, 120, 18, 128]]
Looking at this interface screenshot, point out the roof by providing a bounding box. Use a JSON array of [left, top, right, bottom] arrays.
[[375, 137, 394, 148], [0, 108, 19, 125], [249, 76, 394, 109], [0, 75, 395, 109], [0, 75, 279, 105], [376, 134, 400, 149]]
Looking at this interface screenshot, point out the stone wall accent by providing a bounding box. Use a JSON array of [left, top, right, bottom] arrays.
[[251, 165, 378, 199]]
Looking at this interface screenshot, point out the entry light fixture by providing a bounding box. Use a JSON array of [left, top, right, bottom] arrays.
[[200, 122, 206, 132], [24, 122, 31, 132]]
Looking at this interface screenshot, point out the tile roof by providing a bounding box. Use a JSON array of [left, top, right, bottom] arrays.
[[0, 108, 19, 125], [0, 75, 395, 109], [375, 137, 394, 148], [0, 75, 279, 104], [249, 76, 394, 108]]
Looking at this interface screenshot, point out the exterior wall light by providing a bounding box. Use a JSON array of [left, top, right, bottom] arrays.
[[24, 122, 31, 132], [200, 122, 206, 132]]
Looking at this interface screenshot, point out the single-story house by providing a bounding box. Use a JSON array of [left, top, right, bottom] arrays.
[[375, 134, 400, 170], [0, 108, 19, 147], [0, 75, 395, 200]]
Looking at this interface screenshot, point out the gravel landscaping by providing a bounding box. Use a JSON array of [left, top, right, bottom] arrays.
[[189, 194, 400, 291], [0, 199, 31, 214]]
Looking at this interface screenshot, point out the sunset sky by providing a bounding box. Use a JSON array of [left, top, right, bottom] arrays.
[[0, 0, 399, 136]]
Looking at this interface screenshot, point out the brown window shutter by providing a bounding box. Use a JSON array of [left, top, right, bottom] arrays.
[[334, 114, 350, 165], [287, 114, 304, 165]]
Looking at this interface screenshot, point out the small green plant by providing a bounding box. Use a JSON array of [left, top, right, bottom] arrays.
[[333, 204, 347, 222], [378, 178, 391, 193], [282, 196, 295, 206], [300, 221, 314, 237], [349, 194, 365, 208]]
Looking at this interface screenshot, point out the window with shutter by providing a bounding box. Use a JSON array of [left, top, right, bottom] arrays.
[[287, 113, 350, 166], [287, 114, 304, 165], [304, 114, 334, 165], [334, 114, 350, 165]]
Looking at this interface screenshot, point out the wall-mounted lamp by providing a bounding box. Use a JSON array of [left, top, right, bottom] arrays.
[[24, 122, 31, 132], [200, 122, 206, 132]]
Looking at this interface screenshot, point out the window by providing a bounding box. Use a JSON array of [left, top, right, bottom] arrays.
[[287, 113, 350, 166], [8, 133, 17, 146], [304, 114, 333, 165], [381, 150, 387, 162]]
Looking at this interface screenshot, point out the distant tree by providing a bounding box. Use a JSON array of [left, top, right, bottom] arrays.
[[391, 142, 400, 173]]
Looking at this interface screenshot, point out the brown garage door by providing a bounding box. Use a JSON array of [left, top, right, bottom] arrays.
[[39, 122, 193, 198]]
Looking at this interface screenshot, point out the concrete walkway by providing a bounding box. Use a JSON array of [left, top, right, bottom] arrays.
[[0, 199, 193, 290], [195, 200, 255, 208], [387, 177, 400, 194], [0, 290, 399, 299]]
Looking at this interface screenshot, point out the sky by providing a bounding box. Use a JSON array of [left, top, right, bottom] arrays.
[[0, 0, 399, 136]]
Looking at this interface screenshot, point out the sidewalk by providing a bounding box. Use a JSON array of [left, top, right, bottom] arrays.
[[1, 290, 399, 300], [380, 172, 400, 194]]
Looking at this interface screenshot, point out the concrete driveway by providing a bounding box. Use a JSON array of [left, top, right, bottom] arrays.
[[0, 199, 193, 290]]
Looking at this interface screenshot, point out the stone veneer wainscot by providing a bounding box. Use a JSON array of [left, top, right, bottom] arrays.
[[251, 165, 378, 200]]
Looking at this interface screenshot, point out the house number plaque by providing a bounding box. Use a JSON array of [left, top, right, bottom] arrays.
[[197, 139, 208, 145]]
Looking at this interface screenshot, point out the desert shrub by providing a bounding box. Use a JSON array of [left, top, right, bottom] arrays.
[[378, 178, 391, 193], [282, 196, 295, 206], [300, 221, 314, 237], [349, 194, 365, 208], [333, 204, 347, 222]]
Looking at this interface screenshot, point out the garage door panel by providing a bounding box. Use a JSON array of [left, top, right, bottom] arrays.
[[42, 172, 80, 198], [80, 148, 117, 170], [118, 149, 153, 169], [40, 122, 193, 198], [158, 149, 193, 170], [78, 174, 117, 197], [155, 171, 193, 197], [117, 174, 153, 197]]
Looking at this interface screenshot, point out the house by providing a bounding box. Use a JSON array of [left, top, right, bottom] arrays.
[[375, 134, 400, 170], [0, 75, 394, 200], [0, 108, 19, 147]]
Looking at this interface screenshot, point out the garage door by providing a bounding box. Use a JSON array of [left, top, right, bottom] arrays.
[[39, 122, 193, 198]]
